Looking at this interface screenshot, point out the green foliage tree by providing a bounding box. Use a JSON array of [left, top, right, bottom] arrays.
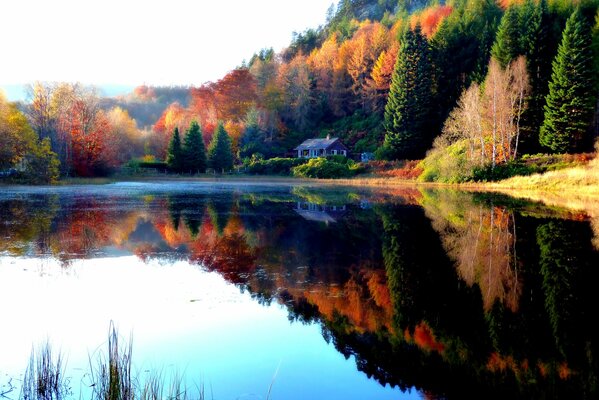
[[491, 5, 522, 68], [382, 25, 432, 160], [540, 8, 596, 153], [166, 127, 183, 172], [182, 121, 207, 174], [208, 122, 234, 173], [431, 0, 501, 138], [0, 94, 59, 184], [536, 220, 596, 359], [0, 95, 38, 170], [26, 138, 61, 184], [519, 0, 553, 153]]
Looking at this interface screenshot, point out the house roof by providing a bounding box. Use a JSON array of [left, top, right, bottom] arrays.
[[294, 137, 346, 151]]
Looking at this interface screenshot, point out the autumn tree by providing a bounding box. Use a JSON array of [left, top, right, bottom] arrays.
[[182, 121, 207, 174], [481, 57, 530, 166], [208, 122, 234, 173], [152, 102, 187, 159], [25, 137, 61, 184], [540, 8, 596, 153], [0, 93, 59, 183], [26, 82, 55, 142], [106, 106, 144, 164], [0, 94, 38, 170], [382, 25, 433, 160], [279, 55, 314, 131], [166, 127, 183, 172], [214, 69, 258, 122], [366, 42, 399, 113], [425, 57, 529, 181], [70, 106, 116, 177]]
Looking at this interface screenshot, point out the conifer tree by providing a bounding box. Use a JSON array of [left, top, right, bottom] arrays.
[[540, 8, 596, 153], [382, 25, 432, 160], [182, 121, 207, 174], [519, 0, 553, 153], [208, 122, 234, 173], [491, 5, 522, 69], [166, 127, 183, 172]]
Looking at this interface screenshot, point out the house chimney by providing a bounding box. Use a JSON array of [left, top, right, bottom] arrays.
[[326, 134, 330, 140]]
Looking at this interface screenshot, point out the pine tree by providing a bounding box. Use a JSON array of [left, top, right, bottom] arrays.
[[491, 5, 522, 69], [540, 8, 596, 153], [166, 127, 183, 172], [182, 121, 207, 174], [208, 122, 234, 173], [382, 25, 432, 160], [519, 0, 553, 153]]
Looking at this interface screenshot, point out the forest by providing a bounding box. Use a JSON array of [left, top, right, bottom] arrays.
[[1, 0, 598, 183]]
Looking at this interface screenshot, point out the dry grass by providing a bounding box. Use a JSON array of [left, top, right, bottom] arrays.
[[490, 164, 599, 196]]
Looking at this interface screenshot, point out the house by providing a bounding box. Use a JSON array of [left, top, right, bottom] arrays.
[[294, 135, 349, 158]]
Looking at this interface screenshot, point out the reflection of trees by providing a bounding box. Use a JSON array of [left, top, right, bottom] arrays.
[[0, 196, 59, 255], [422, 190, 521, 312], [4, 188, 599, 399], [537, 221, 599, 364]]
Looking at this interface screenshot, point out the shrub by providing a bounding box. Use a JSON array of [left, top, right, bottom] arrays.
[[292, 158, 355, 179], [123, 159, 168, 174], [419, 140, 472, 183], [379, 160, 423, 179], [246, 157, 307, 175], [469, 162, 539, 182]]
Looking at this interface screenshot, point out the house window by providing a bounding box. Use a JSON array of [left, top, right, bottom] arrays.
[[302, 150, 309, 157], [332, 150, 337, 155]]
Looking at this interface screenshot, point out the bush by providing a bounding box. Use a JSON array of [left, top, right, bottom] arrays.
[[419, 140, 472, 183], [246, 157, 307, 175], [292, 158, 355, 179], [469, 161, 539, 182], [123, 159, 168, 174]]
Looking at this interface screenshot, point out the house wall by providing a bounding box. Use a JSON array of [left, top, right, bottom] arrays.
[[296, 142, 349, 158]]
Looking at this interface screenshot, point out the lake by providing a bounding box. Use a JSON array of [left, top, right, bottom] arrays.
[[0, 181, 598, 399]]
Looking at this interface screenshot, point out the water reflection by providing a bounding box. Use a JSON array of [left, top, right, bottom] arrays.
[[1, 183, 598, 399]]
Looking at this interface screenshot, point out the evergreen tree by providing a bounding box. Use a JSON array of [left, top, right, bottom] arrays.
[[519, 0, 553, 153], [540, 8, 596, 153], [382, 25, 432, 160], [208, 122, 234, 173], [491, 5, 522, 68], [166, 127, 183, 172], [431, 0, 501, 137], [182, 121, 207, 174]]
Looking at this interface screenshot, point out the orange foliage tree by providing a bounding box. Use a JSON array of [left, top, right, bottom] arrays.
[[410, 5, 453, 38]]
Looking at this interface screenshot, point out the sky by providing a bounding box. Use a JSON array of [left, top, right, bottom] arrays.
[[0, 0, 336, 97]]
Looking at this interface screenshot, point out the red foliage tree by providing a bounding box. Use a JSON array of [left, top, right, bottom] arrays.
[[411, 5, 453, 38], [214, 69, 257, 121]]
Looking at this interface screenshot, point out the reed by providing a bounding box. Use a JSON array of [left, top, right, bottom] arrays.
[[20, 342, 70, 400]]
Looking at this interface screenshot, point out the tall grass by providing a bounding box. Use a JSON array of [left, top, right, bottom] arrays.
[[20, 342, 70, 400], [87, 324, 133, 400]]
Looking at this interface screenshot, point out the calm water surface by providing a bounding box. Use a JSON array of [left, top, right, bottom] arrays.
[[0, 182, 598, 399]]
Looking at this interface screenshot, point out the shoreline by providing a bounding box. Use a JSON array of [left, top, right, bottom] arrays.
[[4, 171, 599, 203]]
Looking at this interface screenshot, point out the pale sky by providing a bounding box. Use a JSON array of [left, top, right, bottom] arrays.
[[0, 0, 335, 87]]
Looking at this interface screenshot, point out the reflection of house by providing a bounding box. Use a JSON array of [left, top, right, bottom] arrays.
[[294, 202, 347, 224], [294, 135, 349, 158]]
